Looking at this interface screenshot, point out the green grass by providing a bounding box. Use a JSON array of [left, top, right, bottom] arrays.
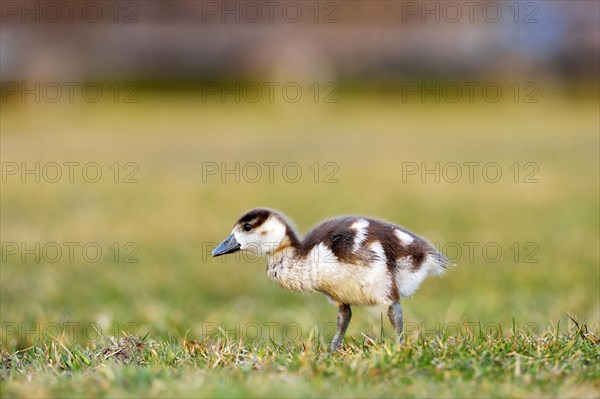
[[1, 88, 599, 397], [1, 319, 598, 398]]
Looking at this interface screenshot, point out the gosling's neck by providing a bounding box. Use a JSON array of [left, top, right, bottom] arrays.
[[266, 242, 316, 293]]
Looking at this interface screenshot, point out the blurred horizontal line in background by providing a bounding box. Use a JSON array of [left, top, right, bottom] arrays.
[[1, 0, 598, 83]]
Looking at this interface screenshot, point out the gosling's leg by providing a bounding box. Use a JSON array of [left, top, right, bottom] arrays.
[[330, 304, 352, 351], [387, 302, 404, 343]]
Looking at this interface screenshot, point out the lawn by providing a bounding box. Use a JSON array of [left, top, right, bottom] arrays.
[[1, 87, 599, 397]]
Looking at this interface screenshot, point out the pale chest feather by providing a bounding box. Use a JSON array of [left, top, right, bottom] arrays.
[[266, 252, 317, 293], [266, 243, 394, 306]]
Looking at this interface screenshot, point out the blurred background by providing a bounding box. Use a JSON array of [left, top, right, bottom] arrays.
[[1, 0, 598, 349]]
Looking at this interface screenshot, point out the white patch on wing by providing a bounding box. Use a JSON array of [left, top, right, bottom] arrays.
[[394, 229, 415, 245], [368, 240, 386, 261], [350, 219, 370, 253], [396, 253, 440, 297], [308, 241, 392, 306]]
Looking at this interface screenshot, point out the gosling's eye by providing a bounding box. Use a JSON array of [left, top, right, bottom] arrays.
[[242, 223, 253, 232]]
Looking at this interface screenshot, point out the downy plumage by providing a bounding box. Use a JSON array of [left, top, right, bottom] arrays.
[[212, 207, 451, 351]]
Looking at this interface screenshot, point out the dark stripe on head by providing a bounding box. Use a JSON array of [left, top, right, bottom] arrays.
[[237, 208, 301, 249], [237, 208, 272, 229]]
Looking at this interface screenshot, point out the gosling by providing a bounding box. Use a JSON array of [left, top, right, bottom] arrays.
[[212, 208, 450, 351]]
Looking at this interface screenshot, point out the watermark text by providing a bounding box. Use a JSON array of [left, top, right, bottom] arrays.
[[2, 162, 140, 184], [202, 161, 339, 183], [1, 241, 140, 264]]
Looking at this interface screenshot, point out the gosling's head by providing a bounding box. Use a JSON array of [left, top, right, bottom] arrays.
[[212, 208, 299, 257]]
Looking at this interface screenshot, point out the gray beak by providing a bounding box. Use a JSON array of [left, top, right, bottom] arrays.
[[212, 234, 241, 257]]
